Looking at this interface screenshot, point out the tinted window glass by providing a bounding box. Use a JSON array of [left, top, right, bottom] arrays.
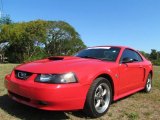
[[121, 49, 143, 62], [75, 47, 121, 62]]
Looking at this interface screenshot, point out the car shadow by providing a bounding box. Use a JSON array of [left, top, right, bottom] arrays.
[[0, 94, 85, 120], [0, 92, 145, 119]]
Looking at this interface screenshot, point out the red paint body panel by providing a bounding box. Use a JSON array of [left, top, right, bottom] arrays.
[[4, 46, 153, 110], [5, 74, 89, 110]]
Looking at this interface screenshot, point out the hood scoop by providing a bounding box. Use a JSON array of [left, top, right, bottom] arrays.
[[48, 56, 64, 61]]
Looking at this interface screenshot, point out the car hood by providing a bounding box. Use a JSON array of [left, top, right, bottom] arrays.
[[15, 56, 113, 74]]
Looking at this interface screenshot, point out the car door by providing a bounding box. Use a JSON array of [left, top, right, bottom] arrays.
[[118, 49, 145, 95]]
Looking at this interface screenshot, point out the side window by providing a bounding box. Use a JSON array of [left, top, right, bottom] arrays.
[[121, 49, 143, 62]]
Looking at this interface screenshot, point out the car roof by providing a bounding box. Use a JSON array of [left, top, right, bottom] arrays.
[[88, 45, 132, 49]]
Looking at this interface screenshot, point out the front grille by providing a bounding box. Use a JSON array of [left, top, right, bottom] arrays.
[[15, 70, 32, 80], [9, 91, 31, 102]]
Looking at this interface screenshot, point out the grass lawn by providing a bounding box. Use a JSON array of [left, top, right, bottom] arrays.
[[0, 64, 160, 120]]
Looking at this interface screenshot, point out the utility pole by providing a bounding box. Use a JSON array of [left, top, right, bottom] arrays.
[[0, 0, 3, 18]]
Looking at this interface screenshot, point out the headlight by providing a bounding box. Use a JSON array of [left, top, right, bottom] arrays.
[[35, 72, 78, 84]]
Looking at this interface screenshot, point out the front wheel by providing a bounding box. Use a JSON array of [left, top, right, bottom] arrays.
[[84, 77, 112, 118], [144, 73, 152, 93]]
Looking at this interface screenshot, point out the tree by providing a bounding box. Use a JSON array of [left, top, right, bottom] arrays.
[[139, 51, 150, 59], [0, 20, 86, 63], [149, 49, 157, 60], [0, 15, 12, 25], [0, 20, 48, 63], [158, 51, 160, 58], [0, 15, 12, 62], [22, 20, 48, 61], [45, 21, 86, 56]]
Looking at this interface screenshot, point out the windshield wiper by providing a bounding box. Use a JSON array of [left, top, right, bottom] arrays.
[[80, 56, 103, 60]]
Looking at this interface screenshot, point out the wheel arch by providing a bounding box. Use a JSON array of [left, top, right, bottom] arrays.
[[95, 74, 115, 101], [149, 70, 153, 78]]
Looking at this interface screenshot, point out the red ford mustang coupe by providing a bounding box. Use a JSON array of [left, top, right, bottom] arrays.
[[5, 46, 153, 118]]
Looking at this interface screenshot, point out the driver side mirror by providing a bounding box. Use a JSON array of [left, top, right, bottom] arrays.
[[121, 57, 134, 63]]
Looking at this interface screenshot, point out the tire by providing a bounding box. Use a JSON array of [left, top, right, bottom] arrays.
[[143, 73, 152, 93], [83, 77, 112, 118]]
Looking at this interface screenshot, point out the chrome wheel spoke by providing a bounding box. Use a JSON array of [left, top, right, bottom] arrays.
[[101, 99, 105, 106], [94, 83, 111, 113], [95, 100, 101, 108], [102, 89, 107, 96], [146, 76, 152, 92], [147, 79, 150, 85], [148, 79, 150, 85], [98, 85, 103, 95], [95, 94, 99, 100]]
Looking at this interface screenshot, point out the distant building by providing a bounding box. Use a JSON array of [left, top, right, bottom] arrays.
[[0, 53, 4, 62], [0, 53, 7, 63], [0, 42, 8, 63]]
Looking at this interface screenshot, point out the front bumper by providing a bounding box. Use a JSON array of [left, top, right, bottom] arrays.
[[5, 74, 89, 110]]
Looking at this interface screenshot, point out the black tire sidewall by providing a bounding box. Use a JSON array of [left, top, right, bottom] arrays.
[[85, 77, 112, 117], [144, 73, 152, 93]]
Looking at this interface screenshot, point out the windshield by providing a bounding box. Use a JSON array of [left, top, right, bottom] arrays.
[[75, 47, 121, 62]]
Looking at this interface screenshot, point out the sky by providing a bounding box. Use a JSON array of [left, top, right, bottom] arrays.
[[1, 0, 160, 53]]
